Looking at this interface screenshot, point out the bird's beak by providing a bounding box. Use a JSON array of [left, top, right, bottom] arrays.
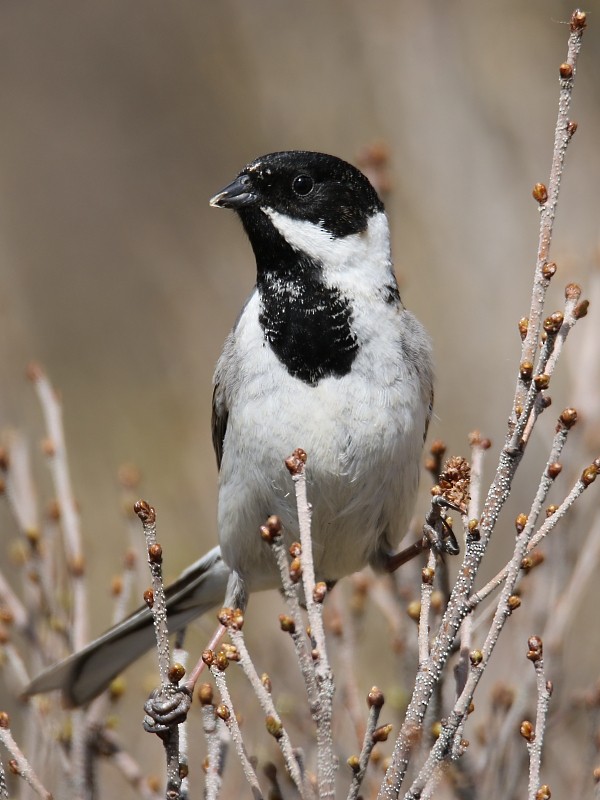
[[210, 175, 257, 209]]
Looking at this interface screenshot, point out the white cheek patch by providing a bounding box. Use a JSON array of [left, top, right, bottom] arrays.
[[262, 207, 393, 285]]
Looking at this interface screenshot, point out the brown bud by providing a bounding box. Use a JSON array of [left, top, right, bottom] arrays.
[[279, 614, 296, 634], [565, 282, 581, 301], [148, 543, 162, 564], [527, 635, 543, 662], [43, 499, 59, 523], [367, 687, 385, 709], [536, 785, 552, 800], [69, 554, 85, 577], [520, 361, 533, 381], [111, 576, 123, 596], [372, 724, 393, 743], [407, 600, 421, 621], [421, 567, 435, 585], [261, 673, 272, 693], [543, 312, 563, 333], [232, 608, 244, 630], [468, 518, 480, 532], [285, 448, 307, 475], [197, 683, 214, 705], [118, 462, 141, 489], [430, 439, 446, 457], [143, 588, 154, 608], [431, 721, 442, 739], [8, 760, 19, 775], [217, 607, 233, 627], [260, 515, 283, 542], [574, 300, 589, 319], [0, 607, 14, 626], [201, 649, 214, 667], [521, 550, 545, 572], [518, 317, 529, 339], [559, 408, 578, 429], [41, 437, 56, 457], [467, 702, 475, 715], [520, 720, 535, 741], [424, 456, 437, 473], [0, 711, 9, 728], [289, 557, 303, 583], [265, 715, 283, 739], [567, 120, 578, 137], [216, 704, 230, 721], [532, 183, 548, 204], [134, 499, 156, 524], [507, 595, 521, 612], [542, 262, 557, 280], [222, 643, 239, 662], [546, 504, 559, 517], [215, 651, 229, 671], [547, 463, 562, 479], [559, 62, 573, 79], [108, 676, 126, 700], [534, 374, 550, 391], [26, 361, 44, 382], [582, 465, 598, 486], [469, 650, 483, 666], [570, 9, 586, 31], [169, 663, 186, 683], [347, 755, 360, 773], [289, 542, 302, 558], [313, 582, 328, 603], [515, 513, 528, 533]]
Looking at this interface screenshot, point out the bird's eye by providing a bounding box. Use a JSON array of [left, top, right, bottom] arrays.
[[292, 174, 314, 196]]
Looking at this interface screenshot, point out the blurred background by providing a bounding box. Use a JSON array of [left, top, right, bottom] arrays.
[[0, 0, 599, 796]]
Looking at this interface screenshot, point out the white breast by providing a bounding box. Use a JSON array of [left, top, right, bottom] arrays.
[[213, 210, 433, 589]]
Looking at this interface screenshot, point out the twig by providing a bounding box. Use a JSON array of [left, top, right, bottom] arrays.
[[210, 663, 263, 799], [261, 515, 318, 705], [135, 499, 183, 800], [418, 551, 436, 667], [226, 624, 311, 798], [346, 688, 385, 800], [403, 461, 596, 799], [198, 684, 228, 800], [285, 450, 336, 799], [513, 10, 586, 417], [0, 712, 52, 799], [524, 636, 552, 800], [469, 454, 596, 610], [28, 364, 88, 652]]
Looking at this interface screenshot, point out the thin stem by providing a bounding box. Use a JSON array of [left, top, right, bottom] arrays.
[[211, 665, 263, 799]]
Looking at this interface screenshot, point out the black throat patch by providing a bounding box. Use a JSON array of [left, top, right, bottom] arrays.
[[257, 255, 358, 386]]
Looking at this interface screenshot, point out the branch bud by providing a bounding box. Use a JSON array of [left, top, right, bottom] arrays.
[[532, 183, 548, 204]]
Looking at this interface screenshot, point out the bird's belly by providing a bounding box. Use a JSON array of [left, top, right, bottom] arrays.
[[217, 350, 425, 588]]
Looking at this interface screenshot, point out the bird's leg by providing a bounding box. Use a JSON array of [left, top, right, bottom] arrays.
[[384, 496, 461, 573]]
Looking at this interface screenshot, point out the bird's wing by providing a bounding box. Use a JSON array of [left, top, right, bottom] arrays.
[[24, 546, 230, 706], [211, 382, 229, 471]]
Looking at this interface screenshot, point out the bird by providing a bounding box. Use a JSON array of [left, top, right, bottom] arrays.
[[25, 151, 434, 706]]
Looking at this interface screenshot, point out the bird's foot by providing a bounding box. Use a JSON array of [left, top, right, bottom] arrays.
[[143, 685, 192, 735]]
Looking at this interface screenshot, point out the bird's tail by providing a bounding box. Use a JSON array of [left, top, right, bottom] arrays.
[[24, 546, 230, 707]]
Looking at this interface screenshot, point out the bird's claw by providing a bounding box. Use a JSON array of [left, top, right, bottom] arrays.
[[143, 685, 192, 734]]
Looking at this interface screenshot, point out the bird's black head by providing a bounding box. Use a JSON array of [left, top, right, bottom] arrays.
[[210, 151, 384, 239]]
